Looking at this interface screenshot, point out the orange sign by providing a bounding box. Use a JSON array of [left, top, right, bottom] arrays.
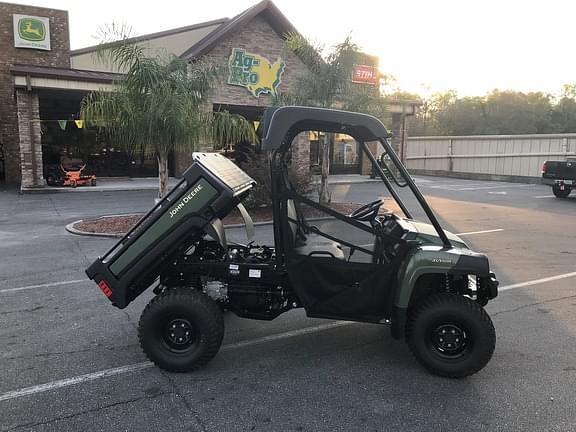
[[352, 65, 379, 85]]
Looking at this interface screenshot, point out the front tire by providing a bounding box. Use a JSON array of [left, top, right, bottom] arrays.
[[552, 184, 571, 198], [406, 293, 495, 378], [138, 289, 224, 372]]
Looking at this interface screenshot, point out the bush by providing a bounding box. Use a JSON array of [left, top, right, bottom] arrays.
[[237, 150, 312, 209]]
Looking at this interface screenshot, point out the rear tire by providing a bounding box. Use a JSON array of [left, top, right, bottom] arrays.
[[552, 184, 571, 198], [406, 293, 495, 378], [138, 289, 224, 372]]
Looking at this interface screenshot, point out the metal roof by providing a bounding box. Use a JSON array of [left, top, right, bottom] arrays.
[[180, 0, 296, 60], [70, 18, 229, 56], [10, 64, 122, 83]]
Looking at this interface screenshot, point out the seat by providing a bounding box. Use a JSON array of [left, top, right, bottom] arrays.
[[286, 199, 345, 260]]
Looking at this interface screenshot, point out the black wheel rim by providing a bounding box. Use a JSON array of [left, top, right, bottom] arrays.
[[430, 323, 469, 358], [162, 317, 197, 352]]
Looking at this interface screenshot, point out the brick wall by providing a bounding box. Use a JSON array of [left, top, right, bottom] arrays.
[[203, 15, 308, 107], [174, 14, 311, 176], [16, 89, 42, 187], [0, 2, 70, 184]]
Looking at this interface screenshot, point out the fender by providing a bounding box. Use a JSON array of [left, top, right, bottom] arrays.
[[390, 245, 490, 339]]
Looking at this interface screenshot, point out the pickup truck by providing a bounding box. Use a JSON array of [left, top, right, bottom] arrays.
[[542, 159, 576, 198]]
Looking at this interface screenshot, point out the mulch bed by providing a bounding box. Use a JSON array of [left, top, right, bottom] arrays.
[[73, 202, 373, 235]]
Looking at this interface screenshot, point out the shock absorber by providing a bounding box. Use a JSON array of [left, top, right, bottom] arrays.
[[444, 273, 452, 293]]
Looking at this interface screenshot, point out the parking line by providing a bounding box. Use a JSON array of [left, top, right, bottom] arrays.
[[499, 271, 576, 292], [0, 321, 354, 403], [0, 279, 86, 294], [454, 184, 530, 191], [3, 269, 576, 403], [0, 229, 504, 295], [0, 362, 152, 403], [0, 229, 505, 295], [534, 195, 554, 199], [456, 228, 504, 236]]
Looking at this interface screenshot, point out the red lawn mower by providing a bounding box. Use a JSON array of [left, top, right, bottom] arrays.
[[46, 158, 97, 187]]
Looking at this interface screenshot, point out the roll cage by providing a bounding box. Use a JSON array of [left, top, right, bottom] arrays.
[[260, 106, 452, 264]]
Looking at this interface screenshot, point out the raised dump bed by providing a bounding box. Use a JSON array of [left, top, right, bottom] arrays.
[[86, 152, 255, 309]]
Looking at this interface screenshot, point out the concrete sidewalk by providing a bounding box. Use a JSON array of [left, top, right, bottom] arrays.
[[21, 177, 179, 194], [21, 174, 380, 194]]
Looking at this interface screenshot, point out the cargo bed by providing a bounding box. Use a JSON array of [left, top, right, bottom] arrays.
[[86, 153, 255, 308]]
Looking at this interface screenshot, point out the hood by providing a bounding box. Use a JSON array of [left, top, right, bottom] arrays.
[[403, 219, 468, 248]]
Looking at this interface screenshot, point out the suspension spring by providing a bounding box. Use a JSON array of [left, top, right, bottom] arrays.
[[444, 274, 451, 292]]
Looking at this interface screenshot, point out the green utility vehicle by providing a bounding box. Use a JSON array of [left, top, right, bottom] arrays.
[[86, 107, 498, 378]]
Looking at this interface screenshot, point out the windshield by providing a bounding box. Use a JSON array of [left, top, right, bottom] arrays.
[[356, 136, 452, 247]]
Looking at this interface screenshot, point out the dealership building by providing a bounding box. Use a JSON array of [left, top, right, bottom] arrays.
[[0, 0, 417, 189]]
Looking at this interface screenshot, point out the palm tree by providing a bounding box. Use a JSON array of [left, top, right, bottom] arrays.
[[285, 34, 362, 203], [81, 34, 256, 198], [285, 34, 388, 203]]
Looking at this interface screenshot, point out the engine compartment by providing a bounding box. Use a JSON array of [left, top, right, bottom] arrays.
[[159, 240, 297, 320]]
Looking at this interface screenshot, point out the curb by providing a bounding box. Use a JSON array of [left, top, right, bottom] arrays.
[[408, 169, 543, 185], [25, 178, 379, 194], [66, 213, 144, 238], [66, 215, 336, 239], [23, 186, 162, 194]]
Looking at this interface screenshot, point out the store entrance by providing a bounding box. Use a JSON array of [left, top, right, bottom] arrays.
[[39, 90, 173, 179], [330, 134, 361, 174], [309, 132, 362, 175], [212, 103, 262, 161]]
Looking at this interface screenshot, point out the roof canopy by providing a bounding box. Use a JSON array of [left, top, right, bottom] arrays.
[[261, 106, 391, 151]]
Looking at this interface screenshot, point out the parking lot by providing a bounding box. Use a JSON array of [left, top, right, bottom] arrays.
[[1, 175, 575, 432]]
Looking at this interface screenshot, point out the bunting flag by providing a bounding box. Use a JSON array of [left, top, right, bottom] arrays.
[[74, 120, 84, 129], [57, 120, 67, 131]]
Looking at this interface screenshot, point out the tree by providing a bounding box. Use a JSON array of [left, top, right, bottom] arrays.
[[482, 90, 553, 134], [81, 32, 255, 198], [409, 89, 562, 136], [285, 33, 362, 203], [436, 96, 487, 135]]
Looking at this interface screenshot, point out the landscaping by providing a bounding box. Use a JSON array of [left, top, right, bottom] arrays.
[[70, 202, 380, 236]]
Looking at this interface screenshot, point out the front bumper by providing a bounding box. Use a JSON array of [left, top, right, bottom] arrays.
[[486, 271, 499, 299]]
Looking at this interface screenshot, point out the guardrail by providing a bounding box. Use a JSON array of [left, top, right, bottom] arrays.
[[405, 133, 576, 180]]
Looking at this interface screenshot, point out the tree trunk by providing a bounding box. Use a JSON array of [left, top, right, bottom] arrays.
[[157, 153, 169, 199], [318, 133, 331, 203]]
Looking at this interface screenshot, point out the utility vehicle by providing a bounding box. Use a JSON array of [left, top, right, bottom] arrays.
[[86, 107, 498, 378]]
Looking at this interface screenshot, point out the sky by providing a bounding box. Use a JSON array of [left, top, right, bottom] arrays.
[[10, 0, 576, 97]]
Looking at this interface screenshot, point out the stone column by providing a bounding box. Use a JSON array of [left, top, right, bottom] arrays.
[[360, 141, 378, 175], [390, 112, 403, 157], [290, 132, 310, 179], [16, 90, 43, 188]]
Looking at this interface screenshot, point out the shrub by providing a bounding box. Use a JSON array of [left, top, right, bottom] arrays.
[[236, 149, 312, 209]]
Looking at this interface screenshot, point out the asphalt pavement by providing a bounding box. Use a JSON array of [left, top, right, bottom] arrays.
[[1, 176, 575, 431]]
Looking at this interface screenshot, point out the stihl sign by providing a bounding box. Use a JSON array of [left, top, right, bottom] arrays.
[[352, 65, 378, 85]]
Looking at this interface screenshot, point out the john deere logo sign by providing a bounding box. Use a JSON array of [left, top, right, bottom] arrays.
[[19, 18, 45, 41], [13, 14, 51, 51], [228, 48, 285, 97]]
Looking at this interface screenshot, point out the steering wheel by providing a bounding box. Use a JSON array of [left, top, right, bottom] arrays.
[[349, 199, 384, 222]]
